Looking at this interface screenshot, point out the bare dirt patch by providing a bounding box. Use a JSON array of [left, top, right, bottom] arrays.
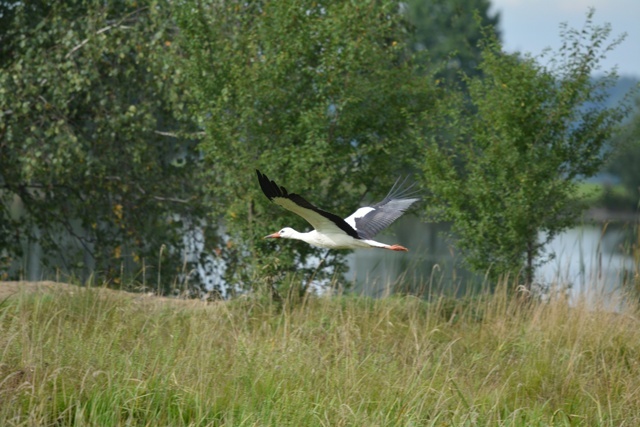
[[0, 281, 79, 300], [0, 281, 213, 308]]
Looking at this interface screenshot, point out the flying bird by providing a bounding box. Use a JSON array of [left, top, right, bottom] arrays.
[[256, 170, 419, 251]]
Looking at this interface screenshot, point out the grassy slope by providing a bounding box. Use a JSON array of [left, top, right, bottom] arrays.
[[576, 181, 629, 203], [1, 285, 640, 426]]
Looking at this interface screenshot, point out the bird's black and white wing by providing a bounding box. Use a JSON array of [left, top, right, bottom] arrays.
[[256, 170, 360, 238], [344, 177, 419, 240]]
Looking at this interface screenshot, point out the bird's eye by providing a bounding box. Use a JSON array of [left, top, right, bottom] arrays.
[[280, 229, 286, 234]]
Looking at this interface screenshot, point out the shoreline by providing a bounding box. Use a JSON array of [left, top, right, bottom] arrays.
[[585, 207, 640, 223]]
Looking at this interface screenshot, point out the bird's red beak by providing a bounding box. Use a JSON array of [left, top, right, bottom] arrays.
[[264, 232, 281, 239]]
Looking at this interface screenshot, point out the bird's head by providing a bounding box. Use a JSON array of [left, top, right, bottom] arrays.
[[264, 227, 296, 240]]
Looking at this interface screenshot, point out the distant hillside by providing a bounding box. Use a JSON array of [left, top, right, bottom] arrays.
[[606, 75, 639, 107], [578, 75, 638, 132]]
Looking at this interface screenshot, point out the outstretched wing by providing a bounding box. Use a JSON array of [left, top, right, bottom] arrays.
[[344, 176, 419, 240], [256, 170, 360, 238]]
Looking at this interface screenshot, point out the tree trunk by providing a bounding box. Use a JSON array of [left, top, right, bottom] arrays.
[[525, 239, 534, 291]]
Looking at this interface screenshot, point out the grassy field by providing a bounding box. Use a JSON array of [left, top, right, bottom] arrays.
[[577, 181, 636, 211], [1, 283, 640, 426]]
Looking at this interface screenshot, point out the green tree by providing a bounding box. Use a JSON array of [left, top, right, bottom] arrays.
[[607, 98, 640, 206], [405, 0, 500, 81], [176, 0, 439, 293], [0, 0, 210, 290], [419, 12, 631, 287]]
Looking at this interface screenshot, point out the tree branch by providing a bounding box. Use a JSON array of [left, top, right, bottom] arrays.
[[153, 195, 194, 204], [65, 7, 149, 59]]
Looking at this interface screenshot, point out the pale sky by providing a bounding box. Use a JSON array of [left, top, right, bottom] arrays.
[[490, 0, 640, 77]]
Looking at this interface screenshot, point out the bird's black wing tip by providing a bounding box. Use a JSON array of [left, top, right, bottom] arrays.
[[256, 169, 288, 201], [256, 169, 272, 200], [256, 169, 268, 185]]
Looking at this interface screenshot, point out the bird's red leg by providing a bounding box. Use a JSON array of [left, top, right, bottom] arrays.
[[388, 244, 409, 252]]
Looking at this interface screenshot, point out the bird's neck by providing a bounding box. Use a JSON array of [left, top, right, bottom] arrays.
[[288, 229, 314, 243], [291, 230, 309, 242]]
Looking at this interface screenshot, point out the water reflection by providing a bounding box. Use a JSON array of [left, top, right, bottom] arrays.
[[538, 224, 636, 304], [347, 217, 637, 304], [347, 218, 481, 297]]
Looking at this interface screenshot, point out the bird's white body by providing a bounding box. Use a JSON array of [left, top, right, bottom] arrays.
[[276, 227, 392, 250], [256, 170, 418, 252]]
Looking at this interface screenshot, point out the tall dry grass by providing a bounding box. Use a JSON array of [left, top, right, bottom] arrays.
[[1, 283, 640, 426]]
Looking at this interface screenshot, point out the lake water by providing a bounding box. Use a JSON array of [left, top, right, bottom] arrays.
[[10, 203, 637, 306], [347, 217, 638, 305]]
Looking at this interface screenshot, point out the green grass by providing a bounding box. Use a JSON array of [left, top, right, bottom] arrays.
[[2, 285, 640, 426], [577, 181, 637, 210], [576, 182, 606, 204]]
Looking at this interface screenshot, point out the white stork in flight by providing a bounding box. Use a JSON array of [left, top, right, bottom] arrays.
[[256, 170, 419, 251]]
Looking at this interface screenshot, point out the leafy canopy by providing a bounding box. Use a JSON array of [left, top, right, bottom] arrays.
[[607, 97, 640, 205], [0, 0, 209, 289], [177, 0, 439, 292], [405, 0, 500, 80], [420, 11, 631, 285]]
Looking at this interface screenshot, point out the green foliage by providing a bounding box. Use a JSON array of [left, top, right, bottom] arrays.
[[419, 12, 631, 286], [608, 98, 640, 206], [176, 0, 439, 291], [0, 1, 211, 289], [405, 0, 500, 81]]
